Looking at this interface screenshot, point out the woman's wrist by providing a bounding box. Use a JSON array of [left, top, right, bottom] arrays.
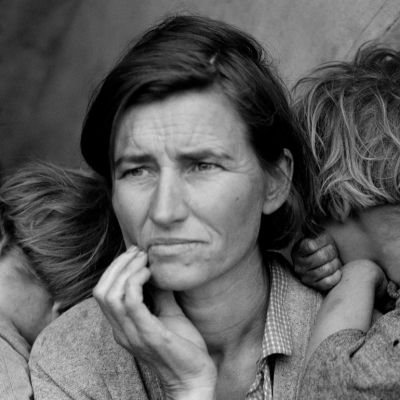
[[166, 388, 216, 400], [164, 375, 217, 400]]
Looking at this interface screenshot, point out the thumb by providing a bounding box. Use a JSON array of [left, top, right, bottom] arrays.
[[152, 288, 183, 317]]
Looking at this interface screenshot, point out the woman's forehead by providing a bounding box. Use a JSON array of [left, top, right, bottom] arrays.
[[113, 90, 251, 161]]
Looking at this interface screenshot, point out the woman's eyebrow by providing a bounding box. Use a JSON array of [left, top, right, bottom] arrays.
[[177, 149, 233, 162], [114, 149, 233, 168], [114, 154, 155, 168]]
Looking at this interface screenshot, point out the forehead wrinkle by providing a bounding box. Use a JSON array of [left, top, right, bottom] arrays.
[[114, 91, 250, 164]]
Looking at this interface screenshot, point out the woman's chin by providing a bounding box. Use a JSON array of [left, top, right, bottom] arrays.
[[148, 265, 205, 292]]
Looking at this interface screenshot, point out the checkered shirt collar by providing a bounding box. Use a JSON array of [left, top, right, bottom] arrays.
[[261, 258, 292, 358], [246, 256, 292, 399]]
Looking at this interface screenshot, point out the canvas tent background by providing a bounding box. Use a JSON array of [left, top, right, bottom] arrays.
[[1, 0, 399, 173]]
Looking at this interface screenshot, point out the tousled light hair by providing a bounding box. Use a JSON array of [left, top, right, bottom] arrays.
[[0, 162, 123, 311], [294, 45, 400, 221]]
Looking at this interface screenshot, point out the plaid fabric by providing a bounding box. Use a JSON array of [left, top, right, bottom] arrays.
[[246, 260, 292, 400]]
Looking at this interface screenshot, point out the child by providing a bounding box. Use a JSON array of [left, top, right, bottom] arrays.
[[0, 162, 122, 399], [292, 45, 400, 399]]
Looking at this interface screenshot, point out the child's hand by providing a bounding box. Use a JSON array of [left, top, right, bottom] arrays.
[[291, 231, 342, 292]]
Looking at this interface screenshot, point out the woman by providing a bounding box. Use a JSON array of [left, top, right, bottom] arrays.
[[30, 15, 322, 400], [0, 162, 122, 399]]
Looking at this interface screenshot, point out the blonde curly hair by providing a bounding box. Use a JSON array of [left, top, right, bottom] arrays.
[[294, 45, 400, 222]]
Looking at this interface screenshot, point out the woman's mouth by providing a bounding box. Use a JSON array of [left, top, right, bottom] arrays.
[[148, 240, 203, 256]]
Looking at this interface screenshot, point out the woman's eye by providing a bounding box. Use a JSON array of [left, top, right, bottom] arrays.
[[123, 167, 148, 177], [195, 162, 218, 172]]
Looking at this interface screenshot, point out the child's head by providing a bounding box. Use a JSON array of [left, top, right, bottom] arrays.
[[294, 45, 400, 222], [293, 45, 400, 285], [0, 162, 123, 314]]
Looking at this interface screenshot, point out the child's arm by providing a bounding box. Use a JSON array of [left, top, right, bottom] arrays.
[[292, 231, 342, 292], [304, 259, 387, 366]]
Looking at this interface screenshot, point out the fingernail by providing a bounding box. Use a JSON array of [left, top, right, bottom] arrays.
[[137, 250, 147, 257], [127, 245, 139, 253]]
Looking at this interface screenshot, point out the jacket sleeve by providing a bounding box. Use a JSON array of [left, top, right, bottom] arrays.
[[298, 309, 400, 400], [29, 298, 163, 400], [0, 337, 33, 400]]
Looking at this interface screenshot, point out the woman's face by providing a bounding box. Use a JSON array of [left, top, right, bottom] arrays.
[[112, 90, 290, 291]]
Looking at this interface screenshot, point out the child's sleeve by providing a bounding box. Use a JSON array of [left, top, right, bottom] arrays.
[[298, 308, 400, 400], [0, 323, 33, 400]]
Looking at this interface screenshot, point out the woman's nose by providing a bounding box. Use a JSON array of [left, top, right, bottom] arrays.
[[149, 170, 188, 227]]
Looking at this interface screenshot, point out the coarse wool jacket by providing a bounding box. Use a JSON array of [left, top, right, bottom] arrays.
[[0, 319, 32, 400], [29, 257, 323, 400], [297, 295, 400, 399]]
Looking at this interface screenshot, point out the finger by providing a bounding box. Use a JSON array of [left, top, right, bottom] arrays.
[[301, 239, 321, 256], [97, 261, 152, 345], [292, 232, 336, 258], [98, 251, 148, 307], [295, 243, 340, 274], [120, 266, 157, 326], [292, 237, 317, 258], [313, 269, 342, 292], [123, 265, 152, 306], [300, 257, 342, 283], [94, 246, 140, 293], [310, 231, 335, 248]]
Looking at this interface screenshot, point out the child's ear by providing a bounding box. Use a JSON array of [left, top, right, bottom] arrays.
[[262, 148, 293, 215], [51, 300, 63, 320]]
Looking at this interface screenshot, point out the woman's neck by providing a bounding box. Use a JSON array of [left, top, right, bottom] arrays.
[[175, 248, 269, 365]]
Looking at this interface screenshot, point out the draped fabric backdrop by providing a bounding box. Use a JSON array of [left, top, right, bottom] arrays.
[[1, 0, 399, 173]]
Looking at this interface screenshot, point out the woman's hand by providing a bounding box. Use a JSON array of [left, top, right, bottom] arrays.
[[93, 246, 217, 400]]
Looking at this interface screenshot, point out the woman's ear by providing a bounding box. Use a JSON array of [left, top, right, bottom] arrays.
[[262, 149, 293, 215]]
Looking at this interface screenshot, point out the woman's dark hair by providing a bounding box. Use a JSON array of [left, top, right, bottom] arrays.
[[81, 14, 316, 250]]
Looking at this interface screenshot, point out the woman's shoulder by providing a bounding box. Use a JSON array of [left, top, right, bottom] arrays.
[[266, 251, 321, 294], [30, 298, 117, 368], [30, 297, 164, 399], [32, 298, 109, 352]]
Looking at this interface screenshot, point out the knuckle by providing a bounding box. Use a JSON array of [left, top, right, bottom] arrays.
[[92, 285, 101, 299], [324, 243, 338, 259], [320, 261, 338, 275], [302, 238, 318, 253], [93, 286, 107, 303], [316, 279, 333, 292], [320, 271, 341, 289], [293, 262, 305, 274], [103, 291, 122, 309], [299, 275, 314, 286], [331, 257, 342, 269], [292, 237, 317, 258]]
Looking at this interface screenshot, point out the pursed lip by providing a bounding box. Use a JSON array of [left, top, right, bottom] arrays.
[[146, 238, 203, 253], [147, 238, 203, 250]]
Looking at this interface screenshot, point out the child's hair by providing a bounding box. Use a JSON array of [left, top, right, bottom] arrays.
[[294, 45, 400, 222], [0, 161, 123, 312]]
